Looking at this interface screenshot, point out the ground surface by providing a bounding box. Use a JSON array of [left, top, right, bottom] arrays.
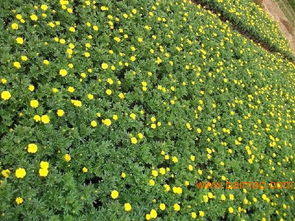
[[261, 0, 295, 55]]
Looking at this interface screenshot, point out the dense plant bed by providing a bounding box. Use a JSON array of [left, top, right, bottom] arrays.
[[0, 0, 294, 220], [196, 0, 294, 60]]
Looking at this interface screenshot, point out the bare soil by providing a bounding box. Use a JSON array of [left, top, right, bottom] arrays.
[[261, 0, 295, 55]]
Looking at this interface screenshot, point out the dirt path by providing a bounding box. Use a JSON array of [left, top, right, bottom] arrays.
[[261, 0, 295, 55]]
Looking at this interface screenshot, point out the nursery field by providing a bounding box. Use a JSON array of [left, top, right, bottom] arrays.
[[0, 0, 294, 220], [197, 0, 294, 60]]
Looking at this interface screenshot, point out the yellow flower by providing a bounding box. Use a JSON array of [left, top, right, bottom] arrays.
[[112, 115, 118, 120], [93, 25, 99, 31], [124, 203, 132, 212], [159, 203, 166, 210], [27, 143, 38, 153], [111, 190, 119, 199], [101, 63, 109, 70], [151, 169, 158, 177], [13, 61, 21, 69], [15, 168, 26, 178], [208, 192, 214, 199], [71, 99, 82, 107], [87, 94, 94, 100], [159, 167, 166, 175], [173, 203, 180, 211], [191, 212, 197, 219], [203, 195, 209, 203], [138, 37, 143, 42], [107, 78, 113, 84], [39, 168, 48, 177], [130, 137, 138, 144], [1, 91, 11, 100], [59, 69, 68, 77], [64, 154, 71, 162], [130, 56, 136, 61], [130, 113, 136, 120], [1, 169, 10, 178], [148, 179, 155, 186], [69, 27, 75, 32], [121, 172, 126, 178], [221, 194, 226, 201], [21, 55, 28, 61], [67, 86, 75, 93], [91, 120, 97, 127], [30, 100, 39, 108], [57, 109, 65, 117], [172, 156, 178, 163], [102, 119, 112, 126], [118, 93, 125, 99], [33, 115, 41, 122], [43, 60, 50, 65], [229, 194, 235, 200], [30, 14, 38, 21], [150, 209, 157, 218], [228, 207, 234, 213], [101, 6, 109, 11], [15, 197, 24, 205], [146, 214, 151, 220], [199, 211, 205, 217], [16, 37, 24, 44], [41, 115, 50, 124], [82, 167, 88, 173], [106, 89, 112, 95], [11, 23, 19, 30], [41, 4, 48, 10], [40, 161, 49, 169]]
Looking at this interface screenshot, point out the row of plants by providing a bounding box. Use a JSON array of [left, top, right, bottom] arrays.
[[0, 0, 294, 220], [196, 0, 294, 60]]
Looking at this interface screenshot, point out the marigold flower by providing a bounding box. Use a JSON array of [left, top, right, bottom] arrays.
[[101, 63, 109, 70], [82, 167, 88, 173], [57, 109, 65, 117], [91, 120, 97, 127], [150, 209, 157, 218], [159, 203, 166, 210], [199, 211, 205, 217], [118, 93, 125, 99], [121, 172, 126, 178], [41, 4, 48, 10], [64, 154, 71, 162], [13, 61, 21, 69], [1, 169, 10, 178], [106, 89, 112, 95], [15, 197, 24, 205], [30, 100, 39, 108], [130, 137, 138, 144], [30, 14, 38, 21], [130, 113, 136, 120], [40, 161, 49, 169], [228, 207, 234, 213], [124, 203, 132, 212], [111, 190, 119, 199], [1, 91, 11, 100], [16, 37, 24, 44], [41, 115, 50, 124], [59, 69, 68, 77], [173, 203, 180, 211], [15, 168, 26, 178], [11, 23, 19, 30], [39, 168, 48, 177], [27, 143, 38, 153], [102, 119, 112, 126]]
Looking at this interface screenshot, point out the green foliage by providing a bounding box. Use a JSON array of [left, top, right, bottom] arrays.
[[0, 0, 294, 220], [198, 0, 294, 59]]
